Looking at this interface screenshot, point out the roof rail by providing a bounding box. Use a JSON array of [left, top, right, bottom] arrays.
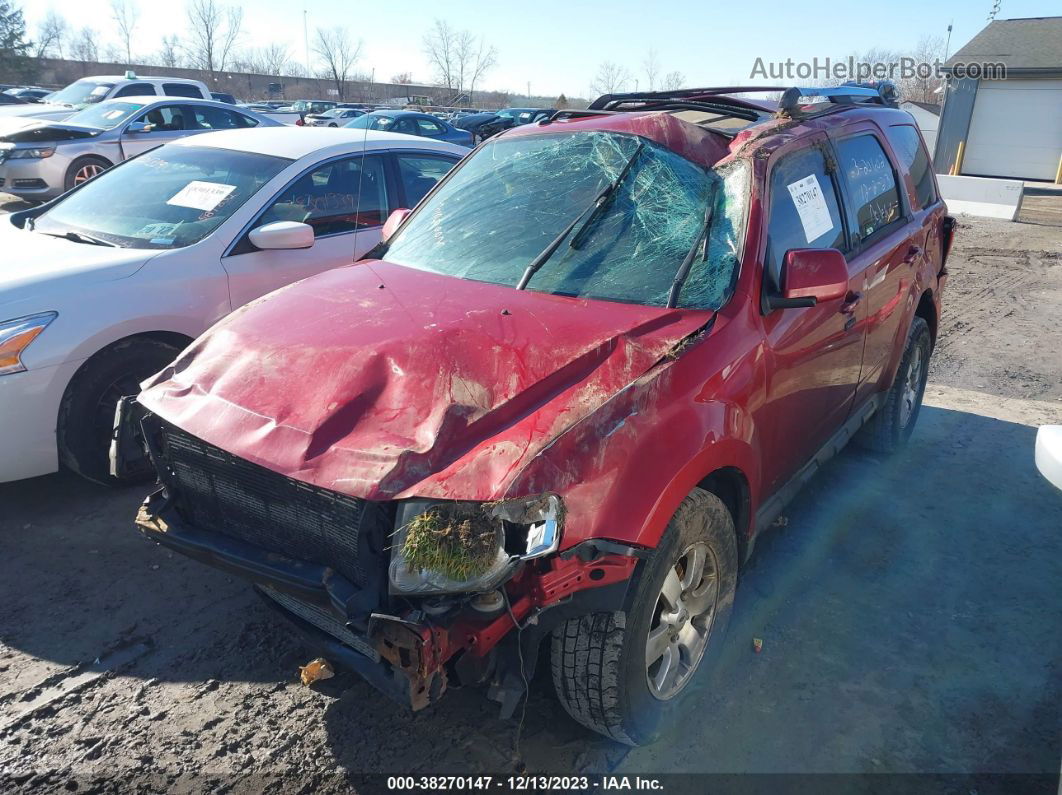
[[588, 87, 782, 113], [777, 81, 899, 118]]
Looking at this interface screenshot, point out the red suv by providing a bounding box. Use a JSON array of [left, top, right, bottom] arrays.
[[128, 83, 953, 745]]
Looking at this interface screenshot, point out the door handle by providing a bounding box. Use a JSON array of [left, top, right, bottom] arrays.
[[902, 245, 923, 265], [840, 291, 862, 314]]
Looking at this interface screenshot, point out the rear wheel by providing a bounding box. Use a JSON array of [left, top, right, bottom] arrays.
[[857, 316, 931, 453], [550, 488, 738, 745], [64, 156, 112, 191], [57, 337, 183, 484]]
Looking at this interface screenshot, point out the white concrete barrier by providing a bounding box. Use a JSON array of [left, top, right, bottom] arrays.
[[937, 174, 1025, 221]]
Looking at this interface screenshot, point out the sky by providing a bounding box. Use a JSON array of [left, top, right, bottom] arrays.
[[22, 0, 1062, 98]]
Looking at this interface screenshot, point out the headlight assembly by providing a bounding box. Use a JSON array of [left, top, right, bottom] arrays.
[[8, 147, 56, 159], [389, 494, 564, 596], [0, 312, 57, 375]]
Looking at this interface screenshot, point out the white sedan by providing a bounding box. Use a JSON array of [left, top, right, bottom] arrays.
[[0, 127, 467, 483]]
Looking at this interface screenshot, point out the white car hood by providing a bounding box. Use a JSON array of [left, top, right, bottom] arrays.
[[0, 219, 156, 313]]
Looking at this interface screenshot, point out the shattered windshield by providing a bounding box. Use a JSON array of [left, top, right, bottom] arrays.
[[383, 130, 747, 308]]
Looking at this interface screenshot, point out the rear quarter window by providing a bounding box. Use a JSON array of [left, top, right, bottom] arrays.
[[886, 124, 937, 211]]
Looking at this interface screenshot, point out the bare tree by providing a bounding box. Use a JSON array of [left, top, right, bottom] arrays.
[[261, 41, 290, 75], [156, 34, 182, 68], [461, 34, 497, 103], [391, 72, 412, 84], [69, 26, 98, 62], [110, 0, 138, 63], [590, 61, 631, 95], [642, 48, 660, 91], [906, 35, 945, 103], [313, 27, 361, 100], [185, 0, 243, 82], [661, 71, 685, 91], [422, 18, 458, 92], [33, 10, 67, 59]]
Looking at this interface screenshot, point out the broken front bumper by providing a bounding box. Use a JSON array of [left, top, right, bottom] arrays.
[[135, 489, 444, 709]]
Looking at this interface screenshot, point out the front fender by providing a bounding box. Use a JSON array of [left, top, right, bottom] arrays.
[[508, 350, 763, 554]]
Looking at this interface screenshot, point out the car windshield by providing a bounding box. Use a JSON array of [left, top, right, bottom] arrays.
[[33, 146, 292, 250], [383, 131, 748, 309], [64, 101, 147, 130], [45, 81, 114, 109]]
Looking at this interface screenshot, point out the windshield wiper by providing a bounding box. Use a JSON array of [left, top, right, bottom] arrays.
[[516, 141, 646, 291], [666, 193, 716, 308], [41, 230, 118, 247]]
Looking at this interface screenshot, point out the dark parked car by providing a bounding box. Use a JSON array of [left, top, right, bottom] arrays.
[[454, 107, 553, 143], [129, 82, 951, 746], [344, 110, 473, 147], [4, 87, 52, 103], [210, 92, 237, 104]]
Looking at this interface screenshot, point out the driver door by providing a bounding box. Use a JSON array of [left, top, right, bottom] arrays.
[[119, 104, 187, 160], [220, 153, 392, 309]]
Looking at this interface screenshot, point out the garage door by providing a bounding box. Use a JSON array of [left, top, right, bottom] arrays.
[[962, 79, 1062, 181]]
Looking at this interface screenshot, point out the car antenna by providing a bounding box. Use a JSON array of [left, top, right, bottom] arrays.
[[352, 94, 372, 263]]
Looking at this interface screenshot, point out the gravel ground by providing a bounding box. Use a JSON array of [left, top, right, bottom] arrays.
[[0, 214, 1060, 790]]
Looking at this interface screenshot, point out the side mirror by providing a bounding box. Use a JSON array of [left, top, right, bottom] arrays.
[[248, 221, 314, 250], [126, 121, 150, 133], [381, 208, 411, 243], [767, 248, 849, 310], [1035, 425, 1062, 491]]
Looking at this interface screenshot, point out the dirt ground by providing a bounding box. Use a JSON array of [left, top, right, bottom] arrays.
[[1, 213, 1060, 790]]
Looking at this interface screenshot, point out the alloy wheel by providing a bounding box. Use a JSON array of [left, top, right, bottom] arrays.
[[900, 344, 925, 429], [74, 163, 105, 185], [645, 542, 719, 700]]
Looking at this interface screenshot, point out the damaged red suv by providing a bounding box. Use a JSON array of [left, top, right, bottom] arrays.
[[128, 83, 952, 745]]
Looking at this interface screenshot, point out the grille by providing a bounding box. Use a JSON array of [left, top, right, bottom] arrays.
[[261, 588, 380, 661], [155, 420, 386, 590]]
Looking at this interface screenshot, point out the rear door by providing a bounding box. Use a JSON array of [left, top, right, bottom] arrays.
[[828, 126, 918, 407], [759, 136, 867, 492], [220, 152, 393, 308]]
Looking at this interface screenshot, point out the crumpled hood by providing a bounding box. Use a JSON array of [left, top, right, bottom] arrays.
[[140, 260, 712, 501], [0, 120, 100, 143]]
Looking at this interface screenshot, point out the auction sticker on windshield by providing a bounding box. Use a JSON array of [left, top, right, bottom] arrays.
[[167, 181, 237, 212], [787, 174, 833, 243]]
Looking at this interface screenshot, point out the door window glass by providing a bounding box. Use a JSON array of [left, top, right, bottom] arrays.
[[134, 105, 186, 132], [189, 106, 249, 130], [395, 155, 459, 206], [765, 146, 846, 288], [835, 134, 902, 242], [163, 83, 204, 98], [415, 118, 444, 136], [114, 83, 156, 98], [256, 155, 389, 237]]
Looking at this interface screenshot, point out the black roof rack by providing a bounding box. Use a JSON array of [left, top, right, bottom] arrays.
[[777, 81, 899, 118]]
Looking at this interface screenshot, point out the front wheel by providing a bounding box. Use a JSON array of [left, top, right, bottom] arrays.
[[57, 337, 183, 484], [550, 488, 738, 745], [64, 156, 111, 192], [857, 316, 931, 453]]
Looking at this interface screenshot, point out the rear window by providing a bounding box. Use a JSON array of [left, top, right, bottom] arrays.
[[887, 124, 937, 211], [835, 134, 902, 243], [164, 83, 204, 98]]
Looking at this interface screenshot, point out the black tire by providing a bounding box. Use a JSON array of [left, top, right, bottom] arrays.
[[57, 337, 182, 485], [550, 488, 738, 745], [328, 122, 338, 127], [64, 156, 112, 192], [857, 316, 931, 454]]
